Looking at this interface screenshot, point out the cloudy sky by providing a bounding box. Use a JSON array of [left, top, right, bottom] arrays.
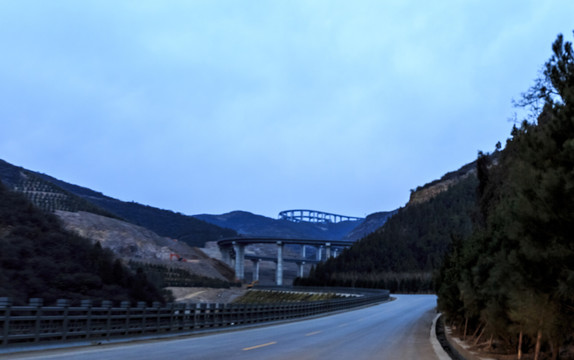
[[1, 1, 573, 218]]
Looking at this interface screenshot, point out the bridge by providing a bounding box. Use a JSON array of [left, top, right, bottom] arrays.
[[278, 209, 364, 223], [217, 237, 354, 286]]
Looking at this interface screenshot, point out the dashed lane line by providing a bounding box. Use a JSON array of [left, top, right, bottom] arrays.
[[305, 331, 322, 336], [242, 341, 277, 351]]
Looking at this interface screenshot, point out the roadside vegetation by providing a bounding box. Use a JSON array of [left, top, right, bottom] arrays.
[[435, 31, 574, 360], [233, 290, 343, 304]]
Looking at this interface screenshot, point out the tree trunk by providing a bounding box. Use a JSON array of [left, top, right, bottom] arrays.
[[471, 323, 482, 339], [534, 327, 543, 360], [474, 325, 486, 346], [550, 339, 559, 360], [517, 330, 523, 360], [464, 317, 468, 340]]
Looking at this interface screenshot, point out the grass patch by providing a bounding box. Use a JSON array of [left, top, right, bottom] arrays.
[[233, 290, 343, 304]]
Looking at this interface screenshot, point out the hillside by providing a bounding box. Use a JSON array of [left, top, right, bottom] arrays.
[[297, 164, 478, 292], [342, 210, 397, 241], [195, 210, 365, 240], [56, 210, 234, 282], [0, 159, 237, 247], [0, 180, 166, 305], [407, 159, 478, 206]]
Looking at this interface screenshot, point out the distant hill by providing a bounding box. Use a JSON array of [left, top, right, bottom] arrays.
[[194, 210, 366, 240], [0, 159, 237, 247]]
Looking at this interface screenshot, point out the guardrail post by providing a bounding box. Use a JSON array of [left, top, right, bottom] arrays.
[[0, 297, 12, 346], [57, 299, 70, 341], [121, 301, 130, 335], [173, 303, 184, 331], [29, 298, 43, 343], [195, 303, 204, 329], [152, 301, 161, 333], [81, 300, 93, 339], [137, 302, 146, 334], [101, 300, 113, 339]]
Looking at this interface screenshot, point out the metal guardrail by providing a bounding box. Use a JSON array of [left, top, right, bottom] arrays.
[[0, 288, 389, 348]]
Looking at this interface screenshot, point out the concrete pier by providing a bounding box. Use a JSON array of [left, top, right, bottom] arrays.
[[276, 241, 284, 286], [233, 242, 245, 281], [297, 261, 306, 278], [217, 237, 354, 285], [250, 258, 260, 282]]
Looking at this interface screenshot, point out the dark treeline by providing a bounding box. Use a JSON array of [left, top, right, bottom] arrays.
[[295, 172, 478, 293], [0, 180, 167, 306], [436, 32, 574, 360]]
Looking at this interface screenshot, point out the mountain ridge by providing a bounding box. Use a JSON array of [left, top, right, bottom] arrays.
[[195, 210, 371, 241], [0, 159, 237, 247]]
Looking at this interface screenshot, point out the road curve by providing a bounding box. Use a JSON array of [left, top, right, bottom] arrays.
[[4, 295, 441, 360]]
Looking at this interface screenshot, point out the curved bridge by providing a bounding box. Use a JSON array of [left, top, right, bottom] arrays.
[[217, 237, 354, 286], [278, 209, 363, 223]]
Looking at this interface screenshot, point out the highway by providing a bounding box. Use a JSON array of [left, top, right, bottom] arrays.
[[4, 295, 445, 360]]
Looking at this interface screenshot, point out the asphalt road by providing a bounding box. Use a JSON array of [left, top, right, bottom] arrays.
[[4, 295, 443, 360]]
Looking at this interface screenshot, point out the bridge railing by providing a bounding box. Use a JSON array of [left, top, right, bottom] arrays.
[[0, 288, 389, 349]]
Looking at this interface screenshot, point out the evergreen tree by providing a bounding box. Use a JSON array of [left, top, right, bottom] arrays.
[[437, 30, 574, 360]]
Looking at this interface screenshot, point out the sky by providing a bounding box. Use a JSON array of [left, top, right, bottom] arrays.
[[1, 1, 573, 219]]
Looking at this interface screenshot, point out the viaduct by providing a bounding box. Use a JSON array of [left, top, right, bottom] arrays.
[[278, 209, 363, 223], [217, 237, 354, 286]]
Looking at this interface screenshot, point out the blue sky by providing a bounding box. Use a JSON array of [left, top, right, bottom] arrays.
[[1, 1, 573, 218]]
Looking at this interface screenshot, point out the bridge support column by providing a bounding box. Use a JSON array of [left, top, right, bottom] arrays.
[[301, 245, 307, 259], [316, 246, 322, 261], [297, 261, 306, 278], [276, 241, 284, 286], [220, 246, 232, 265], [251, 258, 260, 282], [333, 248, 339, 258], [325, 242, 331, 259], [232, 242, 245, 281]]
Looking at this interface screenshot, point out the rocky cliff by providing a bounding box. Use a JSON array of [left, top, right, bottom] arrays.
[[407, 160, 478, 206]]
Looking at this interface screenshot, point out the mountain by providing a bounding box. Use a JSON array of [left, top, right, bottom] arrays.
[[0, 159, 237, 247], [194, 210, 365, 240]]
